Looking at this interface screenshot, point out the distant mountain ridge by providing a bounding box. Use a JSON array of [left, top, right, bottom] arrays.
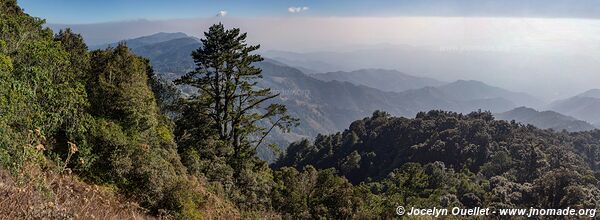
[[311, 69, 445, 92], [550, 89, 600, 125], [436, 80, 543, 108], [576, 89, 600, 98], [310, 70, 543, 109], [108, 32, 559, 160], [495, 107, 595, 132], [257, 61, 528, 136], [261, 46, 600, 100], [91, 32, 201, 73], [132, 37, 201, 72], [91, 32, 196, 50]]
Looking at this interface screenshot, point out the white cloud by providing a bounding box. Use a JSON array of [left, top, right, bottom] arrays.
[[288, 6, 309, 13], [217, 10, 227, 17]]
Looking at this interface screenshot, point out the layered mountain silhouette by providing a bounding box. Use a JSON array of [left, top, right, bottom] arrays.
[[257, 61, 539, 135], [93, 32, 201, 73], [495, 107, 595, 132], [550, 89, 600, 125], [311, 69, 444, 92], [92, 32, 195, 50], [104, 33, 598, 159], [436, 80, 543, 108]]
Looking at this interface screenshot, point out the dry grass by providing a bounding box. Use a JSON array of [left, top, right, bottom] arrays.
[[0, 166, 253, 220], [0, 167, 154, 220], [193, 178, 242, 219]]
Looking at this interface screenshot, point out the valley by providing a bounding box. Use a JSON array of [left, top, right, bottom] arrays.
[[104, 32, 600, 159]]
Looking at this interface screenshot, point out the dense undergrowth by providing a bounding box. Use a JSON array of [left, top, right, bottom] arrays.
[[0, 1, 238, 218]]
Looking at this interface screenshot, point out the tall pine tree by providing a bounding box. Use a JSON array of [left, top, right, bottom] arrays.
[[176, 23, 297, 175], [175, 23, 298, 209]]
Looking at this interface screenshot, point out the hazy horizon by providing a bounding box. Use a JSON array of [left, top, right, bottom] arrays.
[[46, 16, 600, 101], [19, 0, 598, 101]]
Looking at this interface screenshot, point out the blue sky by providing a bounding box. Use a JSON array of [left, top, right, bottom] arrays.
[[19, 0, 600, 24]]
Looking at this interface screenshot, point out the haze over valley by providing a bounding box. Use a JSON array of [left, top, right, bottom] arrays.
[[83, 32, 600, 161], [49, 17, 600, 101]]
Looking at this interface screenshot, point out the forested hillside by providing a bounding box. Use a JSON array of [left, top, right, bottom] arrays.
[[112, 33, 548, 157], [0, 1, 243, 218], [276, 110, 600, 211]]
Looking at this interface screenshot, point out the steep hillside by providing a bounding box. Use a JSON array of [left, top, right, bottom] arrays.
[[258, 62, 522, 139], [0, 168, 149, 219], [311, 69, 444, 92], [275, 110, 600, 192], [0, 4, 245, 217], [1, 166, 240, 219], [274, 110, 600, 212], [109, 33, 546, 154], [257, 62, 410, 136], [496, 107, 596, 132]]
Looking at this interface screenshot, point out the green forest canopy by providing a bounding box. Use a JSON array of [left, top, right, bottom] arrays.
[[2, 0, 600, 219]]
